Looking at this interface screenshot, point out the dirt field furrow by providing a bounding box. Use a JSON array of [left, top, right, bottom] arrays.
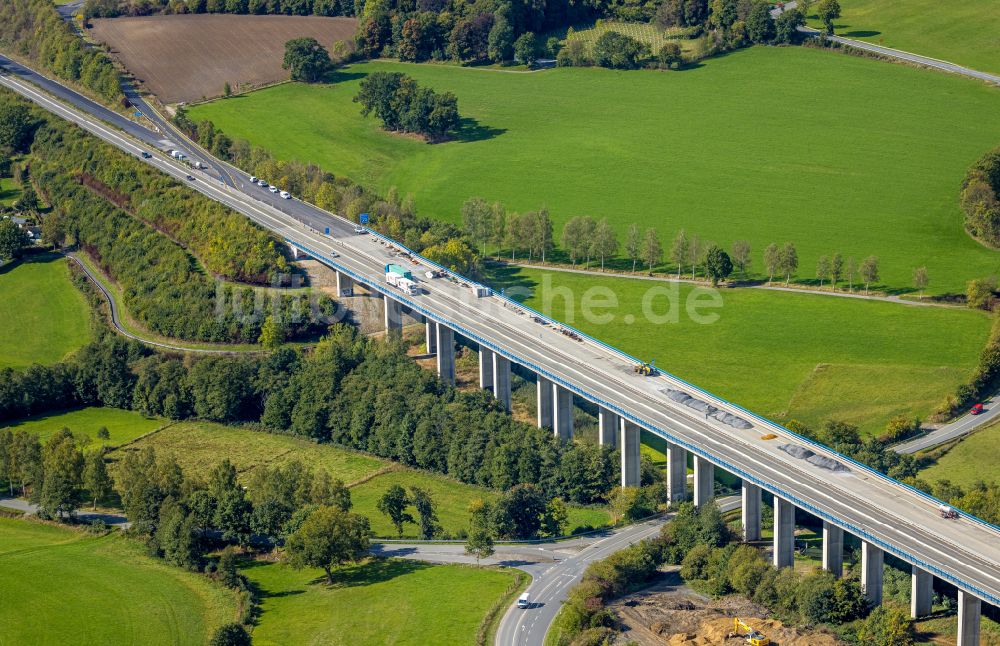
[[88, 14, 356, 103]]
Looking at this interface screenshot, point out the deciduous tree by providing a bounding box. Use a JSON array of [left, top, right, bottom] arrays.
[[591, 218, 619, 271], [643, 228, 663, 272], [282, 37, 331, 82], [860, 255, 879, 294], [670, 230, 689, 278], [913, 266, 929, 298], [731, 240, 750, 276], [816, 0, 841, 34], [285, 506, 371, 584], [704, 245, 733, 286], [83, 448, 111, 510], [377, 483, 413, 538], [626, 223, 641, 273]]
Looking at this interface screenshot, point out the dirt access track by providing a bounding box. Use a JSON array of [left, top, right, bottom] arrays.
[[88, 14, 356, 104]]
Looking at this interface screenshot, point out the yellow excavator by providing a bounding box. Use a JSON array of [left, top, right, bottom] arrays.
[[731, 618, 769, 646], [633, 360, 658, 376]]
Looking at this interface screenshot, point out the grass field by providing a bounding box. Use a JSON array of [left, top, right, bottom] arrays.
[[0, 516, 238, 644], [188, 47, 1000, 293], [112, 420, 611, 537], [807, 0, 1000, 76], [919, 419, 1000, 488], [2, 407, 164, 447], [0, 176, 21, 205], [0, 255, 92, 369], [496, 267, 990, 436], [243, 558, 515, 645]]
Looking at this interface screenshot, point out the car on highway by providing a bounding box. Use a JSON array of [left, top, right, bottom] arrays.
[[257, 180, 268, 187], [269, 186, 279, 194], [250, 176, 258, 183], [186, 175, 195, 181], [517, 592, 531, 609], [354, 225, 367, 234], [280, 191, 291, 199], [140, 151, 151, 159], [972, 403, 985, 415]]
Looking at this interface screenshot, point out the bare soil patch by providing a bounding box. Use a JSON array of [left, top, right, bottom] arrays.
[[88, 14, 356, 103], [611, 569, 845, 646]]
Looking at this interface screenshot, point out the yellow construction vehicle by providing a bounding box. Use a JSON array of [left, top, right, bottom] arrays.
[[633, 360, 658, 376], [731, 618, 769, 646]]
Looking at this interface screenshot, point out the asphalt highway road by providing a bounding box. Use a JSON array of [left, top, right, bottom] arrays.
[[4, 60, 1000, 613]]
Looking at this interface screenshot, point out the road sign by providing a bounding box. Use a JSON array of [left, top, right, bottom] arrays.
[[360, 213, 369, 225]]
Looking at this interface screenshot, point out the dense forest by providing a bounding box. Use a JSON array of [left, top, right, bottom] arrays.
[[0, 327, 619, 504], [0, 0, 123, 102]]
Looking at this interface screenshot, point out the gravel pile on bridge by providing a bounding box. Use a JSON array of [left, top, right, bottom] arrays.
[[662, 389, 754, 430], [778, 444, 850, 473]]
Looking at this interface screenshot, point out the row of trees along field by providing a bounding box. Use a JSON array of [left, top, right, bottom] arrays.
[[460, 196, 900, 292], [0, 90, 333, 344], [0, 327, 618, 505], [551, 500, 918, 646], [0, 0, 122, 103]]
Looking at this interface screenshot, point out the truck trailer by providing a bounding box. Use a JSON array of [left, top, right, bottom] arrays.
[[386, 264, 418, 295]]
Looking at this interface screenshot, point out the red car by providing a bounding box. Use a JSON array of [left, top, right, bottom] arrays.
[[971, 403, 985, 415]]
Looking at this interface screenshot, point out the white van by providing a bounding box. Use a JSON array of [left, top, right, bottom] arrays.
[[517, 593, 530, 609], [280, 191, 291, 199]]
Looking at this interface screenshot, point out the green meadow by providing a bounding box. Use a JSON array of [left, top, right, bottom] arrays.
[[808, 0, 1000, 76], [2, 407, 164, 447], [0, 255, 91, 369], [0, 517, 238, 645], [495, 266, 989, 436], [189, 46, 1000, 292]]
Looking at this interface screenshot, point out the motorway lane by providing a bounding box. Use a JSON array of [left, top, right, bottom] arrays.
[[5, 65, 1000, 608]]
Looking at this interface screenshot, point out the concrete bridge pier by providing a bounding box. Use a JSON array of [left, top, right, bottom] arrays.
[[536, 376, 553, 429], [667, 443, 687, 503], [861, 542, 884, 606], [425, 319, 437, 354], [619, 420, 641, 487], [336, 270, 354, 297], [553, 383, 573, 440], [384, 295, 403, 332], [741, 481, 761, 541], [435, 324, 455, 384], [958, 591, 981, 646], [598, 408, 619, 448], [911, 566, 934, 618], [822, 521, 844, 577], [693, 456, 714, 507], [493, 354, 511, 411], [479, 347, 493, 391], [773, 497, 795, 568]]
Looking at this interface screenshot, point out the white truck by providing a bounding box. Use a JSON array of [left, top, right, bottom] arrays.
[[470, 285, 492, 298], [386, 263, 419, 296]]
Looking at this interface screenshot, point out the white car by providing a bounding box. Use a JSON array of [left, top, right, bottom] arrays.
[[269, 186, 279, 194], [257, 180, 268, 187], [354, 225, 366, 234], [280, 191, 291, 199], [250, 176, 258, 183]]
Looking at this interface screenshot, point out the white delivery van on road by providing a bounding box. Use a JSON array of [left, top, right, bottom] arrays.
[[517, 593, 530, 609]]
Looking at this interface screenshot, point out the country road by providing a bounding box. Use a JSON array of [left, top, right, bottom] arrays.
[[66, 252, 246, 354], [895, 396, 1000, 454], [377, 496, 740, 646]]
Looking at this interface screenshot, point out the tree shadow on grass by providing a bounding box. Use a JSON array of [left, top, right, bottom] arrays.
[[452, 116, 506, 143], [325, 557, 434, 589], [323, 69, 368, 84], [843, 30, 881, 38], [481, 262, 540, 301]]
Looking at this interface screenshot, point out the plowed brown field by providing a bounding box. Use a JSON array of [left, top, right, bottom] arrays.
[[88, 14, 356, 103]]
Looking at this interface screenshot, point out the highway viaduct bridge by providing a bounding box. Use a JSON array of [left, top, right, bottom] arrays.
[[2, 57, 999, 645]]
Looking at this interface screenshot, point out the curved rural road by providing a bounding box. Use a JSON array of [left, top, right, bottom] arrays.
[[375, 496, 739, 646], [894, 396, 1000, 454], [66, 252, 248, 354], [771, 2, 1000, 86]]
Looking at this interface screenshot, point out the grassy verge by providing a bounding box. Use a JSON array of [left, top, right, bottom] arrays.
[[497, 266, 988, 436], [918, 418, 1000, 488], [1, 406, 165, 448], [188, 47, 1000, 292], [0, 254, 92, 369], [242, 558, 516, 645], [110, 420, 611, 537], [0, 176, 21, 205], [0, 516, 239, 644], [806, 0, 1000, 77]]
